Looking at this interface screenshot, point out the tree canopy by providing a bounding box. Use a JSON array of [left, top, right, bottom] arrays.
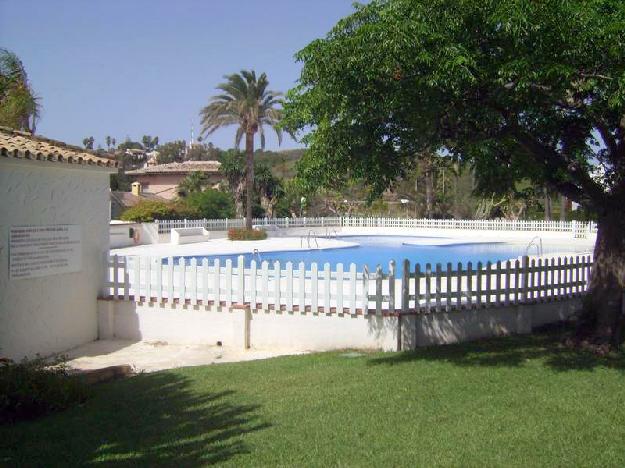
[[284, 0, 625, 345], [0, 48, 40, 132], [284, 0, 625, 213]]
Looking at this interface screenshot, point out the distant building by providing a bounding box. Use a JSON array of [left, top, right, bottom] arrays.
[[110, 181, 168, 219], [125, 160, 222, 200]]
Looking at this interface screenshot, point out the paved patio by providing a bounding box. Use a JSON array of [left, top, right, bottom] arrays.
[[65, 340, 302, 373]]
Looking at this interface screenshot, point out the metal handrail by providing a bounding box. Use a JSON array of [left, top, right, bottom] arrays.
[[308, 230, 319, 249], [524, 236, 543, 257]]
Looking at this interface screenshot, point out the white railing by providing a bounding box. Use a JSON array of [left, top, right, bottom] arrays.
[[154, 217, 597, 238], [104, 254, 593, 315]]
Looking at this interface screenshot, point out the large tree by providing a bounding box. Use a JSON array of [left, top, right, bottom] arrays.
[[0, 48, 40, 132], [200, 70, 283, 229], [283, 0, 625, 346]]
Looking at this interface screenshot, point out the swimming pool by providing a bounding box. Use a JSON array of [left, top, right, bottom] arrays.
[[170, 236, 588, 274]]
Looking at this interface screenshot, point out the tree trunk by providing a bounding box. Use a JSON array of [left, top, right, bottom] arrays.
[[234, 181, 245, 218], [543, 186, 552, 221], [560, 195, 567, 221], [245, 132, 254, 230], [577, 213, 625, 346], [424, 158, 434, 218]]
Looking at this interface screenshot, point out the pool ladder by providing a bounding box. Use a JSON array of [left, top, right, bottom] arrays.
[[524, 236, 543, 257], [252, 249, 262, 263], [300, 230, 320, 249]]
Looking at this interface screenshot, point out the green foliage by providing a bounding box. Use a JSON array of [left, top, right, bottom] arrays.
[[82, 136, 94, 149], [141, 135, 159, 151], [186, 142, 222, 161], [119, 192, 235, 222], [120, 200, 175, 222], [0, 355, 89, 424], [157, 140, 186, 164], [182, 190, 235, 219], [0, 48, 40, 132], [200, 70, 284, 227], [177, 171, 206, 196], [117, 139, 143, 152], [227, 228, 267, 241], [253, 149, 304, 179], [200, 70, 283, 149], [284, 0, 625, 217]]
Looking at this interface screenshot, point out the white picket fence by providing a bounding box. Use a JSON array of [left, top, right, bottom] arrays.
[[155, 217, 597, 238], [104, 254, 593, 315]]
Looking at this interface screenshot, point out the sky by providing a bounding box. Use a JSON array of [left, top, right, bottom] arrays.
[[0, 0, 358, 150]]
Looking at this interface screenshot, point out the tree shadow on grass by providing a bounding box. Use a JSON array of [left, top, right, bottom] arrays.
[[0, 371, 270, 466], [367, 324, 625, 373]]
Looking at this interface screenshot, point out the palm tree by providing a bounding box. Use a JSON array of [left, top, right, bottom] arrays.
[[200, 70, 282, 229], [0, 48, 40, 132]]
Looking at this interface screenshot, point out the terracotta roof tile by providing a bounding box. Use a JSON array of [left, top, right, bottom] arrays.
[[0, 126, 117, 168]]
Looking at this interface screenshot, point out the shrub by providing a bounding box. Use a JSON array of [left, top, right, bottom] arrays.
[[182, 190, 235, 219], [0, 355, 90, 424], [228, 228, 267, 241], [120, 200, 175, 222]]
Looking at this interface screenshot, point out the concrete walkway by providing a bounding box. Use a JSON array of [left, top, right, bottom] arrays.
[[65, 340, 302, 373], [111, 236, 357, 258]]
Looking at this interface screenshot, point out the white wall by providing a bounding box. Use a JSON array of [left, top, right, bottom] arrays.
[[0, 159, 112, 359], [110, 222, 159, 248], [98, 298, 580, 353]]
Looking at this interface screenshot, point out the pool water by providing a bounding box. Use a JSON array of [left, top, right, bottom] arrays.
[[171, 236, 586, 274]]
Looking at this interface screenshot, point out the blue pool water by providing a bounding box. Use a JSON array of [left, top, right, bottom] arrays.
[[170, 236, 581, 274]]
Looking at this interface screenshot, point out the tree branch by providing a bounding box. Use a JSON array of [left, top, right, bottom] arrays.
[[507, 125, 605, 209], [595, 119, 619, 159]]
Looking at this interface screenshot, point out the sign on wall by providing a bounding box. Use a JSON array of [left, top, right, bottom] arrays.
[[9, 225, 82, 280]]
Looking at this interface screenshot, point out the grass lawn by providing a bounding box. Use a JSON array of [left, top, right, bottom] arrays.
[[1, 329, 624, 467]]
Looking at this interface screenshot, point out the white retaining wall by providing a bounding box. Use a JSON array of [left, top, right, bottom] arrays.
[[98, 297, 580, 352]]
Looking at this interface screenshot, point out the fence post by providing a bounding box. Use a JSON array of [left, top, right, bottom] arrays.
[[237, 256, 245, 305], [375, 265, 383, 315], [190, 258, 198, 306], [521, 256, 529, 303], [112, 254, 119, 299], [362, 265, 370, 315], [401, 259, 410, 313], [298, 261, 306, 313], [350, 263, 357, 315], [311, 263, 318, 313], [286, 261, 294, 312], [388, 260, 396, 312]]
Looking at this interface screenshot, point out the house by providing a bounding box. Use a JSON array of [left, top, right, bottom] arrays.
[[0, 127, 117, 359], [125, 160, 222, 200], [110, 181, 168, 219]]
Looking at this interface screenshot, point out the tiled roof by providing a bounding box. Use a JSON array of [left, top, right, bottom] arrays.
[[110, 191, 167, 208], [126, 160, 221, 175], [0, 126, 117, 168]]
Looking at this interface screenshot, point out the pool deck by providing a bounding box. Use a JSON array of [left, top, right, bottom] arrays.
[[65, 340, 303, 373], [111, 234, 594, 258], [111, 237, 359, 258]]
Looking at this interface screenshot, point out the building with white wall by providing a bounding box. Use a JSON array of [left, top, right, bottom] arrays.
[[0, 127, 117, 360]]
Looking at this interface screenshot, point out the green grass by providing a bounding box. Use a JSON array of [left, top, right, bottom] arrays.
[[2, 330, 625, 467]]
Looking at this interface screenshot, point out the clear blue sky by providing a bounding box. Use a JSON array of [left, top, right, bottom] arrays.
[[0, 0, 358, 150]]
